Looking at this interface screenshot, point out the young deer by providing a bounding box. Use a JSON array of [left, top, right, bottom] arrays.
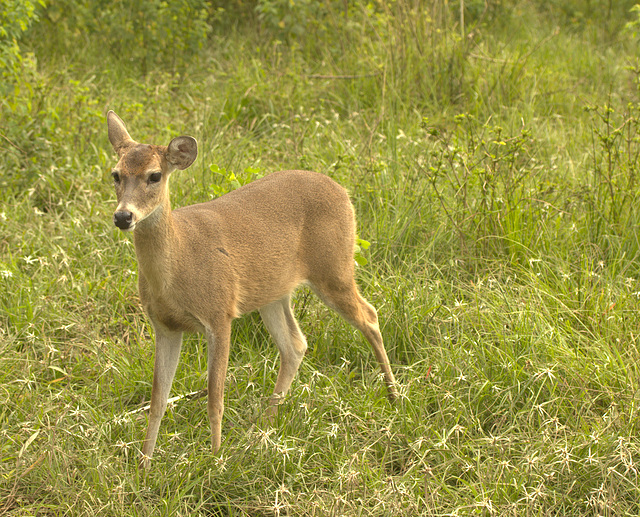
[[106, 111, 398, 468]]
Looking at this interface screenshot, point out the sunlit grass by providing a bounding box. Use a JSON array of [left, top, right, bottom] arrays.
[[2, 1, 640, 515]]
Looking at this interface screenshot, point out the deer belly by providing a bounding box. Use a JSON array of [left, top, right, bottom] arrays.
[[143, 297, 204, 333]]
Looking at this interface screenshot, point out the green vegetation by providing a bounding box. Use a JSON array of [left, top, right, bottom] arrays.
[[3, 0, 640, 514]]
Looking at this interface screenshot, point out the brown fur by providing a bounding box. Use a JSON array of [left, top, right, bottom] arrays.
[[106, 111, 398, 468]]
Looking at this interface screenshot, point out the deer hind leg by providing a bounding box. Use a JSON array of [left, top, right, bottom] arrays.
[[259, 295, 308, 418], [311, 277, 399, 402], [141, 326, 183, 469]]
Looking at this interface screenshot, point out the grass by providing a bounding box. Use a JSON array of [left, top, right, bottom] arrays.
[[2, 0, 640, 514]]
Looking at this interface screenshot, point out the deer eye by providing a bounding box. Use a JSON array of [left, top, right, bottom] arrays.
[[112, 171, 121, 184], [149, 172, 162, 184]]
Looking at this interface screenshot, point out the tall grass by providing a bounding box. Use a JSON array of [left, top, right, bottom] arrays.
[[2, 0, 640, 514]]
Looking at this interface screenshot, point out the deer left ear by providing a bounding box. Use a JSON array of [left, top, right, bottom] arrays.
[[166, 136, 198, 171], [107, 111, 136, 156]]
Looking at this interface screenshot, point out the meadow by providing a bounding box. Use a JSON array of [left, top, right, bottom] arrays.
[[2, 0, 640, 514]]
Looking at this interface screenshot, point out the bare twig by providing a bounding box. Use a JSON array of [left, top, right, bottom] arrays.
[[307, 73, 381, 80], [123, 389, 207, 417], [0, 131, 27, 155]]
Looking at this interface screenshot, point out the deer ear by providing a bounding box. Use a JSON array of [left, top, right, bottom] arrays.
[[107, 111, 135, 156], [166, 136, 198, 170]]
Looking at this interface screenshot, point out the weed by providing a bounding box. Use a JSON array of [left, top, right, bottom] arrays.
[[2, 1, 640, 515]]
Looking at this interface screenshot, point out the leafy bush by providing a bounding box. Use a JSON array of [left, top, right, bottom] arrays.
[[423, 114, 540, 262], [255, 0, 329, 38], [0, 0, 43, 89], [40, 0, 211, 74]]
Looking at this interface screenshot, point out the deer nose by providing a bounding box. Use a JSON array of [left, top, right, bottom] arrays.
[[113, 210, 134, 230]]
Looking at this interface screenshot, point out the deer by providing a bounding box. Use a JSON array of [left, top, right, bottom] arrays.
[[106, 110, 398, 468]]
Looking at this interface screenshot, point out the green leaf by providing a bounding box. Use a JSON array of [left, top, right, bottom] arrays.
[[354, 254, 368, 266], [356, 237, 371, 250]]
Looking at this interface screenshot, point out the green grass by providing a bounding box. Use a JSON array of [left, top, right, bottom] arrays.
[[2, 0, 640, 515]]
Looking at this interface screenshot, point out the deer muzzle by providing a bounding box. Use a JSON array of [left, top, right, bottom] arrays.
[[113, 210, 134, 230]]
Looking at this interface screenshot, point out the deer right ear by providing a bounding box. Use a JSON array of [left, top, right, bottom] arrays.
[[107, 111, 135, 156], [166, 136, 198, 171]]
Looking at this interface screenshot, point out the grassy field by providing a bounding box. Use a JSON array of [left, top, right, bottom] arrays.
[[3, 0, 640, 514]]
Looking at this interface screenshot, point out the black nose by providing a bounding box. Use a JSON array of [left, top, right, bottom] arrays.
[[113, 211, 133, 229]]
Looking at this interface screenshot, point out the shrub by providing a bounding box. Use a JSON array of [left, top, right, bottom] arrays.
[[40, 0, 211, 74], [0, 0, 43, 90]]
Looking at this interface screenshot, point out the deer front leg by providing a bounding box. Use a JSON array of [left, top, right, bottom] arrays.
[[206, 318, 232, 453], [140, 326, 183, 469]]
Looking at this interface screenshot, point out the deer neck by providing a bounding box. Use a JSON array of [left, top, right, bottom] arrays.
[[132, 197, 177, 291]]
